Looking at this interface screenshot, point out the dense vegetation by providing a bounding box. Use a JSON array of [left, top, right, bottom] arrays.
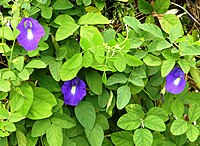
[[0, 0, 200, 146]]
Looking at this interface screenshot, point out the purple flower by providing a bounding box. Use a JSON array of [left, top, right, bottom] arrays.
[[17, 18, 45, 51], [165, 67, 186, 94], [61, 77, 87, 106]]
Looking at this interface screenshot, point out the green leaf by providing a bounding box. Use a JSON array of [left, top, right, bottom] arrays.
[[188, 104, 200, 122], [16, 131, 27, 146], [156, 39, 172, 51], [75, 101, 96, 129], [113, 54, 126, 72], [54, 15, 79, 41], [161, 59, 175, 77], [162, 49, 179, 60], [2, 71, 16, 80], [186, 123, 199, 142], [139, 23, 164, 39], [32, 118, 51, 137], [0, 92, 8, 100], [123, 16, 141, 33], [9, 112, 24, 122], [53, 0, 73, 10], [18, 69, 30, 81], [117, 113, 141, 130], [146, 107, 169, 122], [83, 0, 91, 5], [36, 0, 47, 4], [49, 60, 62, 81], [111, 131, 134, 146], [154, 0, 170, 14], [9, 89, 25, 112], [178, 59, 190, 73], [71, 137, 89, 146], [129, 72, 144, 86], [56, 25, 79, 41], [0, 79, 11, 92], [78, 13, 110, 25], [124, 54, 143, 66], [125, 104, 145, 118], [0, 108, 9, 119], [41, 7, 52, 19], [169, 24, 183, 43], [138, 0, 153, 14], [159, 14, 182, 34], [54, 14, 75, 25], [26, 132, 38, 146], [50, 113, 76, 129], [38, 75, 61, 92], [85, 124, 104, 146], [96, 114, 109, 130], [143, 54, 161, 66], [33, 87, 57, 107], [133, 128, 153, 146], [144, 115, 166, 131], [46, 124, 63, 146], [106, 74, 127, 86], [60, 54, 82, 81], [171, 99, 184, 119], [82, 51, 93, 68], [17, 83, 34, 116], [66, 123, 84, 138], [129, 32, 144, 48], [67, 53, 83, 69], [180, 45, 200, 56], [103, 28, 116, 43], [25, 60, 47, 69], [4, 122, 16, 132], [183, 92, 200, 104], [170, 119, 187, 135], [60, 65, 82, 81], [98, 88, 109, 108], [150, 72, 164, 86], [12, 56, 24, 71], [27, 101, 53, 120], [0, 26, 15, 40], [63, 137, 76, 146], [80, 26, 104, 50], [86, 70, 102, 95], [117, 85, 131, 110], [56, 46, 68, 60], [94, 0, 105, 10]]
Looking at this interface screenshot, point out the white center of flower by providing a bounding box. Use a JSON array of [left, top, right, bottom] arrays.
[[27, 29, 34, 40], [71, 86, 76, 95], [174, 77, 181, 86]]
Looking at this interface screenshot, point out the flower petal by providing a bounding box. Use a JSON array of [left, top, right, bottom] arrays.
[[62, 77, 86, 106], [165, 67, 186, 94], [17, 18, 45, 51]]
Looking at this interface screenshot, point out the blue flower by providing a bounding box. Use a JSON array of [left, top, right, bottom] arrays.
[[61, 77, 87, 106], [165, 67, 186, 94], [17, 18, 45, 51]]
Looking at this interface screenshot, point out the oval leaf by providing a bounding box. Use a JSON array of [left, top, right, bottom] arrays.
[[75, 101, 96, 129], [117, 85, 131, 110]]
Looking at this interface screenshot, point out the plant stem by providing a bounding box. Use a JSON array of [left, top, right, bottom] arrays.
[[190, 67, 200, 89], [9, 39, 16, 69]]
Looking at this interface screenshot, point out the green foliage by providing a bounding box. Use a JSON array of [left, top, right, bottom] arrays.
[[133, 129, 153, 146], [75, 101, 96, 129], [0, 0, 200, 145]]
